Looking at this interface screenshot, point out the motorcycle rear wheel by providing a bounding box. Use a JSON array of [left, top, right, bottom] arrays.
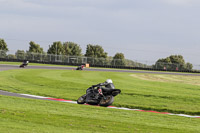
[[77, 94, 86, 104], [99, 95, 114, 107]]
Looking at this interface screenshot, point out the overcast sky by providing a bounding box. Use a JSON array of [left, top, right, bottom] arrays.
[[0, 0, 200, 65]]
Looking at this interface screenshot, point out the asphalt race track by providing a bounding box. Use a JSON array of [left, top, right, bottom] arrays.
[[0, 89, 48, 100], [1, 64, 200, 76]]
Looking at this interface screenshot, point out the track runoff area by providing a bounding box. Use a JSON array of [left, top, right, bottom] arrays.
[[0, 90, 200, 119], [0, 64, 200, 118]]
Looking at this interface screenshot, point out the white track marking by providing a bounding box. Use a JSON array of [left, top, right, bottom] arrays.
[[20, 94, 49, 99], [62, 101, 77, 104]]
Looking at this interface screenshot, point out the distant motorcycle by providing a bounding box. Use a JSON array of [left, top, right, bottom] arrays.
[[77, 84, 121, 107], [76, 65, 84, 70], [19, 60, 29, 68]]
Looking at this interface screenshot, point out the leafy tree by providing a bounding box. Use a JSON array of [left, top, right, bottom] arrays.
[[47, 41, 63, 55], [47, 41, 64, 62], [0, 38, 9, 58], [85, 44, 107, 65], [63, 42, 82, 56], [154, 57, 171, 70], [85, 44, 107, 58], [125, 59, 148, 68], [0, 38, 8, 51], [0, 50, 7, 58], [154, 55, 193, 71], [111, 53, 126, 66], [169, 55, 184, 66], [15, 50, 25, 60], [113, 53, 125, 59], [7, 54, 16, 59], [185, 62, 193, 70], [28, 41, 44, 53], [26, 41, 44, 61]]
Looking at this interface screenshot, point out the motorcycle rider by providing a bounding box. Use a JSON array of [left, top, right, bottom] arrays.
[[86, 79, 115, 104], [76, 65, 84, 70], [24, 60, 29, 65], [93, 79, 115, 91], [20, 60, 29, 67]]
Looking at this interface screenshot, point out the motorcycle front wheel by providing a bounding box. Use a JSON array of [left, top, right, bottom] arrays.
[[99, 95, 114, 107], [77, 94, 86, 104]]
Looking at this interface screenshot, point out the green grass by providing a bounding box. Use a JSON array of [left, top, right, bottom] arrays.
[[0, 69, 200, 115], [1, 67, 200, 132], [1, 95, 200, 133]]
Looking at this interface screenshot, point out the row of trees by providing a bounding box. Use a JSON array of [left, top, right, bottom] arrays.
[[0, 38, 194, 70], [0, 38, 126, 65], [0, 38, 122, 58]]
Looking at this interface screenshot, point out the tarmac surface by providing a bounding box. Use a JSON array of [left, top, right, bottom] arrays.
[[1, 64, 200, 76], [0, 90, 47, 100]]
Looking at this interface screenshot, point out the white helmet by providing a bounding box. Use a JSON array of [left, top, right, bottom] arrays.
[[106, 79, 113, 84]]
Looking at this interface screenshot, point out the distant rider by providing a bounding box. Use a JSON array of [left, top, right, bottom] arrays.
[[24, 60, 29, 65]]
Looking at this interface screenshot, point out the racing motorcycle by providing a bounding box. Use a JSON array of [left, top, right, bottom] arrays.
[[77, 85, 121, 107], [19, 60, 29, 68], [76, 65, 84, 70]]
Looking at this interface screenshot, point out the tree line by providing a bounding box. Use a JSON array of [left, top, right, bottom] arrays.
[[0, 38, 127, 65], [0, 38, 194, 71]]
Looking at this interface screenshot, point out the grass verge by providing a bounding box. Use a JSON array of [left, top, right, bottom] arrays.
[[0, 95, 200, 133], [0, 69, 200, 115]]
